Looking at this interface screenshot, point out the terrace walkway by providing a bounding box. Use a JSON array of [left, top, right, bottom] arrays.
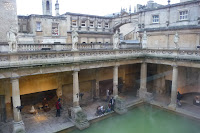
[[1, 92, 200, 133]]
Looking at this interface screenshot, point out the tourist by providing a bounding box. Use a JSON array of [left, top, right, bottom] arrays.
[[96, 106, 102, 116], [193, 96, 200, 106], [177, 91, 182, 100], [100, 106, 105, 114], [177, 92, 182, 107], [106, 103, 111, 113], [110, 97, 115, 111], [106, 89, 110, 102], [42, 98, 50, 112], [56, 98, 62, 117]]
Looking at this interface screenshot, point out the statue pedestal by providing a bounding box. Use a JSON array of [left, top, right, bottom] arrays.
[[13, 121, 25, 133], [168, 103, 176, 110], [70, 106, 89, 130], [71, 48, 78, 51], [114, 96, 127, 115]]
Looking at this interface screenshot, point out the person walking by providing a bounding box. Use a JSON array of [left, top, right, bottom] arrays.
[[106, 89, 110, 102], [56, 98, 62, 117]]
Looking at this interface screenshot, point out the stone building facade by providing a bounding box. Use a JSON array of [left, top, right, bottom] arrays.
[[0, 0, 18, 51], [1, 0, 200, 133]]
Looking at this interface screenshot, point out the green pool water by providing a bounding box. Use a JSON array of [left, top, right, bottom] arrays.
[[63, 105, 200, 133]]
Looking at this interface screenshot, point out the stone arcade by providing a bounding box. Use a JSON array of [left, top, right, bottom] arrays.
[[1, 0, 200, 133]]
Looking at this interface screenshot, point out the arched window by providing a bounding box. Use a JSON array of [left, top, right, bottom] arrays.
[[46, 1, 50, 10]]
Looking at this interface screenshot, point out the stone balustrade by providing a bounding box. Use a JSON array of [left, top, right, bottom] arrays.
[[17, 43, 114, 52], [17, 43, 140, 52], [0, 48, 200, 68]]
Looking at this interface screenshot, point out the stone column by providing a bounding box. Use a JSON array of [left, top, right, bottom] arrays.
[[73, 70, 80, 107], [95, 69, 100, 99], [139, 62, 147, 98], [169, 65, 178, 110], [12, 78, 22, 122], [113, 65, 119, 97], [56, 74, 63, 98], [11, 77, 25, 133]]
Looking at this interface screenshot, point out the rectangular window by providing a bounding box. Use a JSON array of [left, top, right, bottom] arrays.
[[36, 22, 41, 31], [152, 15, 159, 23], [98, 22, 102, 28], [52, 23, 59, 36], [72, 20, 77, 27], [22, 25, 27, 32], [90, 21, 94, 27], [105, 22, 109, 28], [81, 20, 86, 27], [179, 10, 188, 21]]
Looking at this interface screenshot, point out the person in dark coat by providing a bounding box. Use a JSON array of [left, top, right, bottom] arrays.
[[56, 98, 62, 117], [109, 97, 115, 111]]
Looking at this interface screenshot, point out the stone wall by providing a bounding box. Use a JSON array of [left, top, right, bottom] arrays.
[[145, 29, 200, 49], [0, 0, 18, 43]]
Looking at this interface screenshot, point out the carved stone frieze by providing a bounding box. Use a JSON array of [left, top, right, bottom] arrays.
[[19, 55, 28, 61], [0, 56, 9, 62]]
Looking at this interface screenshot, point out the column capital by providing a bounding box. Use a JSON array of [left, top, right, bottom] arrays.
[[171, 65, 178, 68], [114, 65, 120, 68], [73, 69, 80, 72], [141, 61, 147, 64], [10, 76, 20, 82], [114, 62, 120, 67]]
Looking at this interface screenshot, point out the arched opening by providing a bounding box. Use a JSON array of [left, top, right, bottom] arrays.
[[46, 1, 50, 10]]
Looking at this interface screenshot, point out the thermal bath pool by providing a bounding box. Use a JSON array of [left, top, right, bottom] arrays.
[[60, 105, 200, 133]]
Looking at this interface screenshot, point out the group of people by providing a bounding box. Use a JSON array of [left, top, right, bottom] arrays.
[[96, 89, 115, 116], [96, 98, 115, 116]]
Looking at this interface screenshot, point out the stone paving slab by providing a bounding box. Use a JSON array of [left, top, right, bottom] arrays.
[[1, 92, 200, 133]]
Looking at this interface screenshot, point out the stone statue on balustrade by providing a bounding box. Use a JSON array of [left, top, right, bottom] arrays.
[[71, 29, 79, 51], [113, 30, 120, 49], [174, 32, 179, 49], [142, 31, 147, 49], [7, 26, 18, 52]]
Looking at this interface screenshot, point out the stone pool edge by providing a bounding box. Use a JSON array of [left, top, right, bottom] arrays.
[[57, 99, 200, 133]]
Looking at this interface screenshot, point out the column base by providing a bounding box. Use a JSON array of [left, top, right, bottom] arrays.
[[114, 96, 127, 115], [13, 121, 25, 133], [168, 103, 176, 110], [138, 89, 153, 102], [69, 106, 90, 130]]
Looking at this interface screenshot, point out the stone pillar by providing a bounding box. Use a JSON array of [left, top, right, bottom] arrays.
[[139, 62, 147, 98], [11, 77, 25, 133], [95, 69, 100, 99], [73, 70, 80, 107], [56, 74, 63, 98], [168, 65, 178, 110], [113, 65, 119, 97]]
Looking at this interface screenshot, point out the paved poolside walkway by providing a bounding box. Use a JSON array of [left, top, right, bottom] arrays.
[[1, 92, 200, 133]]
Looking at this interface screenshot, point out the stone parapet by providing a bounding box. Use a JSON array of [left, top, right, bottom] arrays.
[[0, 48, 200, 69]]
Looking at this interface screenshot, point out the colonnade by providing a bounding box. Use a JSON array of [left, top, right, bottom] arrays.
[[10, 62, 179, 132]]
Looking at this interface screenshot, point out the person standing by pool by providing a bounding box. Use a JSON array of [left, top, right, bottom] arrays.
[[106, 89, 110, 102], [110, 97, 115, 111], [56, 98, 62, 117]]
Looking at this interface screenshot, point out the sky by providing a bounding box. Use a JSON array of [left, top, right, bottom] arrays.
[[16, 0, 180, 16]]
